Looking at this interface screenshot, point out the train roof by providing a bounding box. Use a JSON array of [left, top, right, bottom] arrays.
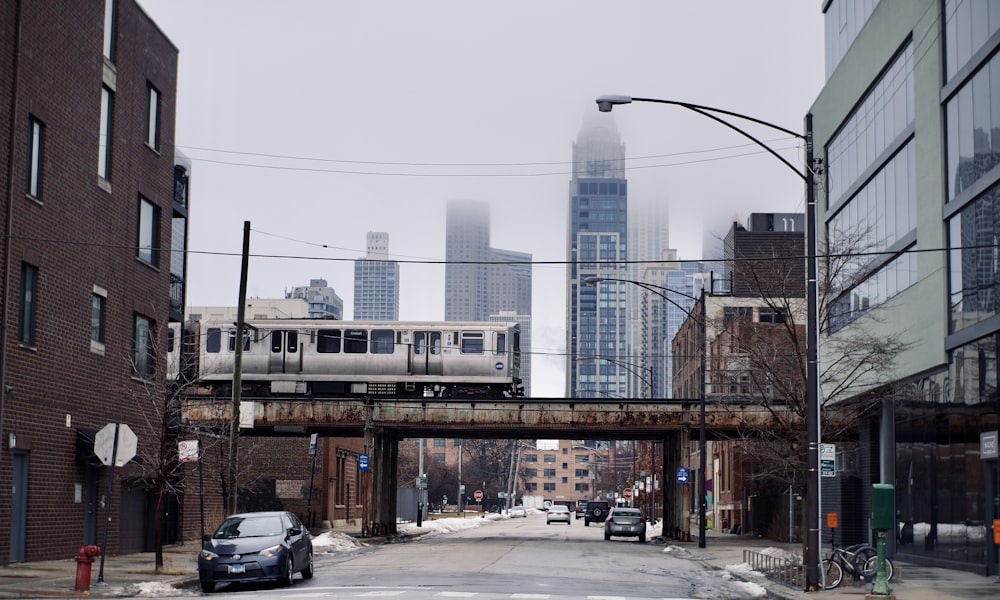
[[188, 318, 519, 328]]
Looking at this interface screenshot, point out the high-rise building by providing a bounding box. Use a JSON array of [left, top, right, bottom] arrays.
[[811, 0, 999, 574], [286, 278, 343, 319], [0, 0, 184, 564], [444, 200, 532, 392], [566, 116, 629, 398], [353, 232, 399, 320], [626, 200, 671, 398]]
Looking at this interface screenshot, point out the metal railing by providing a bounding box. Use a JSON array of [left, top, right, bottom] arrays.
[[742, 549, 803, 589]]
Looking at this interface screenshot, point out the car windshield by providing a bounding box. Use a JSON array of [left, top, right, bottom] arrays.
[[213, 515, 284, 539]]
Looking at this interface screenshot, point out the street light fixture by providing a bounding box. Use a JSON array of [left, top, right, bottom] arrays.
[[595, 95, 820, 589], [585, 275, 708, 547]]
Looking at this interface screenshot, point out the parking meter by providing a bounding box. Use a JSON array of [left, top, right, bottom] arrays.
[[870, 484, 894, 595]]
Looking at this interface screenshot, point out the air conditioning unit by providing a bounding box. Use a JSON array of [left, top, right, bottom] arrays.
[[835, 449, 858, 475]]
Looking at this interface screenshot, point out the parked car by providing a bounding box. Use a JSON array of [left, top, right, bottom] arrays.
[[198, 511, 313, 593], [509, 505, 527, 518], [604, 507, 647, 542], [575, 500, 588, 519], [583, 500, 610, 526], [546, 504, 572, 525]]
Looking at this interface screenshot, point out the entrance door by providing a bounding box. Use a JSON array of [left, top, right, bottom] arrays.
[[84, 466, 98, 544], [412, 331, 442, 376], [268, 330, 299, 374], [9, 452, 28, 563]]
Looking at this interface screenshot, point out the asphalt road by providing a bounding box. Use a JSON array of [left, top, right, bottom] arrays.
[[189, 513, 762, 599]]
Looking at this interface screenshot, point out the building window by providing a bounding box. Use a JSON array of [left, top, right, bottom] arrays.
[[137, 196, 159, 266], [432, 453, 445, 461], [525, 468, 537, 477], [145, 83, 160, 150], [543, 468, 556, 477], [575, 483, 590, 492], [18, 263, 38, 346], [26, 116, 43, 198], [946, 50, 1000, 201], [133, 314, 154, 378], [91, 286, 107, 345], [543, 483, 556, 492], [98, 87, 113, 180], [524, 454, 538, 462], [103, 0, 116, 61], [543, 454, 556, 462], [575, 469, 590, 478], [433, 439, 446, 447]]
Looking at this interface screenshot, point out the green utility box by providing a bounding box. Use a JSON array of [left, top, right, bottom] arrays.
[[871, 484, 895, 531]]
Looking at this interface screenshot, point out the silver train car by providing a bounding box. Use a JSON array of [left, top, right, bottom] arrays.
[[169, 319, 523, 399]]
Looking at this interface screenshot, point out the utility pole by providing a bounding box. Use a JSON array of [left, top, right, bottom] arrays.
[[228, 221, 250, 516]]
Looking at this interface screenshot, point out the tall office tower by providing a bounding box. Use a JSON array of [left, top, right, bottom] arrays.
[[490, 311, 532, 396], [445, 200, 533, 391], [353, 231, 400, 320], [286, 278, 344, 319], [626, 199, 671, 398], [566, 115, 629, 399]]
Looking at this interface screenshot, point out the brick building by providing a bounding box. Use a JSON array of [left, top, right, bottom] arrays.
[[0, 1, 186, 564]]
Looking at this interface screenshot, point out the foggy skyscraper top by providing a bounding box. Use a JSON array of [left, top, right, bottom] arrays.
[[572, 112, 626, 179]]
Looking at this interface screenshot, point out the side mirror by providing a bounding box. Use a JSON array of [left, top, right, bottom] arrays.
[[201, 533, 211, 543], [289, 526, 302, 536]]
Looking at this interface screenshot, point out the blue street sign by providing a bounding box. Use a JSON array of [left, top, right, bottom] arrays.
[[358, 453, 369, 471], [676, 467, 690, 483]]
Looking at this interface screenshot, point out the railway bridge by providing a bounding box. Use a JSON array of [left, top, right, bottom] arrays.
[[180, 395, 790, 536]]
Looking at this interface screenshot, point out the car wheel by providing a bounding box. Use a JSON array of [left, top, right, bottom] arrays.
[[638, 533, 646, 543], [604, 531, 611, 541], [584, 519, 590, 526], [200, 581, 215, 593], [301, 550, 314, 579], [279, 554, 294, 588]]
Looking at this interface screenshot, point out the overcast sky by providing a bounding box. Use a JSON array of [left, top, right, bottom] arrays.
[[138, 1, 826, 397]]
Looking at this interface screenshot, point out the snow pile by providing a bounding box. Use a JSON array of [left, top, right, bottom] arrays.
[[312, 530, 366, 554], [122, 581, 186, 596], [728, 579, 769, 598], [759, 546, 802, 563], [398, 513, 503, 536]]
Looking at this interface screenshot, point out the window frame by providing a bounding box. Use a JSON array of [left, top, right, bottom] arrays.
[[145, 82, 160, 150], [137, 195, 159, 266], [91, 286, 107, 347], [98, 86, 113, 181], [26, 116, 43, 198], [18, 263, 38, 346], [133, 314, 154, 379]]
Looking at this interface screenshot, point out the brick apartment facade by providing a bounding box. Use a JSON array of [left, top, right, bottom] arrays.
[[0, 1, 181, 564]]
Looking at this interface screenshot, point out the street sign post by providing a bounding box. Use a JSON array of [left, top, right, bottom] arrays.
[[95, 423, 137, 467], [358, 453, 369, 471], [820, 443, 836, 478], [622, 488, 633, 500]]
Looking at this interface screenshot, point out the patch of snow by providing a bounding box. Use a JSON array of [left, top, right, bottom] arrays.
[[398, 513, 503, 536], [122, 581, 185, 596], [759, 547, 801, 563], [312, 531, 365, 553], [724, 562, 765, 577], [730, 579, 768, 598]]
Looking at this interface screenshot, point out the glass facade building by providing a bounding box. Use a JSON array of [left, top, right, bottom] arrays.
[[353, 231, 399, 320]]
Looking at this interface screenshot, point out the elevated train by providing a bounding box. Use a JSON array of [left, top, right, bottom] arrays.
[[169, 319, 523, 399]]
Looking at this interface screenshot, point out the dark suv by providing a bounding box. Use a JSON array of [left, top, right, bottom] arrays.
[[583, 501, 610, 526]]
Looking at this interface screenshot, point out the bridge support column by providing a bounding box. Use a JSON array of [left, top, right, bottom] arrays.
[[663, 430, 686, 540], [363, 427, 400, 537]]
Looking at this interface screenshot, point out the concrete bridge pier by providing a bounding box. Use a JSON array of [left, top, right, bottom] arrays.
[[363, 426, 399, 537]]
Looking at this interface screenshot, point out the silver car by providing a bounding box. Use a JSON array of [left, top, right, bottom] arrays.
[[604, 507, 646, 542], [509, 505, 527, 518], [546, 504, 572, 525]]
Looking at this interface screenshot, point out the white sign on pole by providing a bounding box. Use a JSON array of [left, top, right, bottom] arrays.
[[820, 443, 836, 477], [94, 423, 138, 467], [178, 439, 199, 463]]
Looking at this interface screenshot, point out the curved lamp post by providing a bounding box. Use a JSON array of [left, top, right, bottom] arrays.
[[577, 355, 654, 399], [585, 275, 707, 547], [595, 96, 820, 590]]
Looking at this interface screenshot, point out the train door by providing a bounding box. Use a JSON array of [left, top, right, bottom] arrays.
[[412, 331, 443, 375], [268, 329, 299, 374]]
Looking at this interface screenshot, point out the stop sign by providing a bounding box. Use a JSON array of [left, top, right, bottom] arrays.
[[623, 488, 633, 499], [94, 423, 137, 467], [474, 489, 484, 501]]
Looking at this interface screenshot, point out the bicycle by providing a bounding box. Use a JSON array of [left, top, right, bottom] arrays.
[[821, 541, 894, 589]]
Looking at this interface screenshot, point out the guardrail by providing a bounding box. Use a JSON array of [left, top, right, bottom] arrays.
[[742, 549, 803, 589]]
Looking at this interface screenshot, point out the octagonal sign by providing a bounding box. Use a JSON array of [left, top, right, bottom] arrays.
[[94, 423, 138, 467]]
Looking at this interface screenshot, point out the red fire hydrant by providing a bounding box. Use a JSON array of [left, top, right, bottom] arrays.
[[74, 545, 101, 591]]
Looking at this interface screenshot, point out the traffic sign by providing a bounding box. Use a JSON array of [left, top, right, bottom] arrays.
[[94, 423, 137, 467], [358, 453, 369, 471], [178, 439, 199, 463], [622, 488, 633, 499], [820, 443, 836, 477], [474, 489, 483, 501], [676, 467, 690, 483]]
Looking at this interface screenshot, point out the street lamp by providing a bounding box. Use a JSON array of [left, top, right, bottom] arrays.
[[585, 275, 707, 547], [577, 355, 653, 399], [596, 95, 820, 590]]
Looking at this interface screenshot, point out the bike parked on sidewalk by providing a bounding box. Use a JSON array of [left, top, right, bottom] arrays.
[[821, 540, 894, 589]]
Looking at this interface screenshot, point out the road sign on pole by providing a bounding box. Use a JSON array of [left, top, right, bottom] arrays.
[[95, 423, 137, 467], [474, 489, 483, 501], [820, 443, 836, 477], [622, 488, 633, 500]]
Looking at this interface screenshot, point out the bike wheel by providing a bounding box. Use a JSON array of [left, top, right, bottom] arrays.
[[822, 558, 844, 589], [861, 554, 894, 582]]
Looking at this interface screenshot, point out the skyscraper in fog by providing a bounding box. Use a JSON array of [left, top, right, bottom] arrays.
[[566, 115, 629, 399], [445, 200, 532, 392], [353, 231, 399, 320]]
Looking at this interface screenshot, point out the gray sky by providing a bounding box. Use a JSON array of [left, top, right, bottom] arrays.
[[138, 1, 826, 397]]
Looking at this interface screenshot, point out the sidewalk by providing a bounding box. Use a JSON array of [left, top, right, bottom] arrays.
[[0, 527, 995, 598]]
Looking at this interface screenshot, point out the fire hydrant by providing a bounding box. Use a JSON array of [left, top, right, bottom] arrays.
[[74, 545, 101, 592]]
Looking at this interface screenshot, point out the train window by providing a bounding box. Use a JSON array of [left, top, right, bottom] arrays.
[[206, 327, 222, 353], [344, 329, 367, 353], [286, 330, 298, 353], [414, 332, 425, 355], [270, 331, 283, 353], [496, 332, 506, 354], [461, 331, 484, 354], [431, 332, 441, 355], [227, 329, 250, 351], [317, 329, 341, 353], [371, 329, 394, 354]]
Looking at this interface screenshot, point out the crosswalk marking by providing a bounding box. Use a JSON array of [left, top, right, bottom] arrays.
[[435, 593, 478, 597], [510, 595, 550, 599], [358, 592, 408, 597], [589, 597, 626, 600]]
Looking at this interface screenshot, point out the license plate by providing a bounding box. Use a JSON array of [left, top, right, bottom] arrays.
[[228, 564, 246, 575]]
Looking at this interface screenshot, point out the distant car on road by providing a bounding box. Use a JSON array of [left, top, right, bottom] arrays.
[[604, 507, 647, 542], [198, 511, 313, 593], [575, 500, 588, 519], [509, 505, 526, 518], [583, 500, 610, 526], [546, 504, 572, 525]]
